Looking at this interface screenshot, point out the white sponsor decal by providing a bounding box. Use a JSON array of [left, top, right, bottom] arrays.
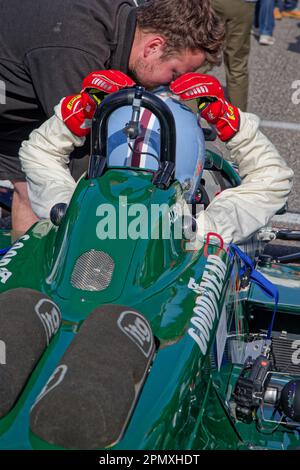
[[292, 80, 300, 105], [32, 364, 68, 409], [118, 310, 153, 358], [292, 339, 300, 366], [35, 299, 61, 344], [187, 254, 227, 354], [0, 235, 30, 284], [0, 268, 12, 285]]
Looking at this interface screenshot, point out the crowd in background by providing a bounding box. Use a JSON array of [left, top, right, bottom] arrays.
[[255, 0, 300, 45], [210, 0, 300, 113]]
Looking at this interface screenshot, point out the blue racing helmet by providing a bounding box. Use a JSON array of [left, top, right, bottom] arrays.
[[107, 87, 206, 200]]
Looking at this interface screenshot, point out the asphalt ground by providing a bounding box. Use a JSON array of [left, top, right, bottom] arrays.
[[210, 16, 300, 218]]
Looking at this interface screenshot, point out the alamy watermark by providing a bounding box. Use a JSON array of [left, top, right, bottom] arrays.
[[0, 80, 6, 105], [95, 196, 205, 251], [292, 80, 300, 105], [292, 339, 300, 365], [0, 340, 6, 365]]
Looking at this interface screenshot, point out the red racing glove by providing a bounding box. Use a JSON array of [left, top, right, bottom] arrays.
[[61, 70, 136, 137], [170, 73, 240, 142]]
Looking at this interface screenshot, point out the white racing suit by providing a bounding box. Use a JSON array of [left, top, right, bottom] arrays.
[[19, 104, 293, 244]]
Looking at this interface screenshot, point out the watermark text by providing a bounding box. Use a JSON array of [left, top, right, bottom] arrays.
[[292, 80, 300, 105]]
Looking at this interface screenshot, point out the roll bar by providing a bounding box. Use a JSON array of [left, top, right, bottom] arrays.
[[87, 87, 176, 188]]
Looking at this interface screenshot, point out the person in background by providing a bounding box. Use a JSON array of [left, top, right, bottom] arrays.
[[274, 0, 300, 19], [254, 0, 276, 45], [210, 0, 257, 112]]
